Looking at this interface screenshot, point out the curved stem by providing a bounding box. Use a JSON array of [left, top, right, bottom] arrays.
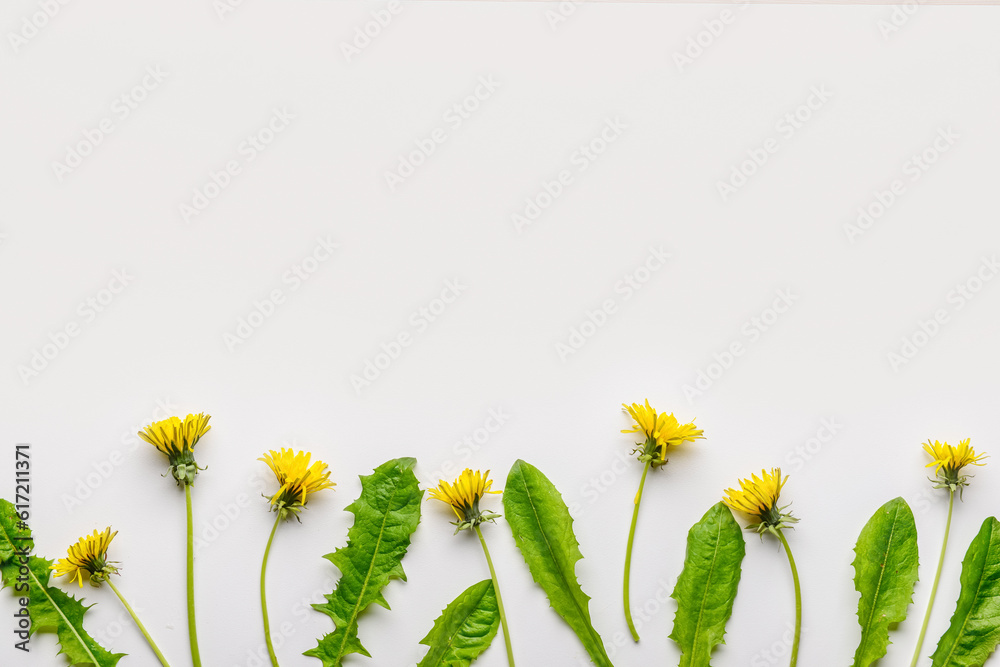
[[910, 486, 955, 667], [185, 484, 202, 667], [261, 513, 282, 667], [106, 579, 171, 667], [776, 529, 801, 667], [623, 460, 650, 642], [475, 525, 514, 667]]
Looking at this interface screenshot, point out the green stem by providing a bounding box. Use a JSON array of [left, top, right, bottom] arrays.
[[106, 579, 171, 667], [776, 529, 801, 667], [475, 525, 514, 667], [261, 513, 282, 667], [910, 486, 955, 667], [185, 483, 202, 667], [623, 460, 650, 642]]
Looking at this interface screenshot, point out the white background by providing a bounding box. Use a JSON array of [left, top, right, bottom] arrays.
[[3, 2, 1000, 666]]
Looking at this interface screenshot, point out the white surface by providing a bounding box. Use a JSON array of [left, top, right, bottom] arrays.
[[2, 2, 1000, 666]]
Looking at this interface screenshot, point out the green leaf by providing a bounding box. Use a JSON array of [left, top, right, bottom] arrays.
[[931, 516, 1000, 667], [417, 579, 499, 667], [502, 459, 613, 667], [0, 499, 124, 667], [851, 497, 919, 667], [668, 502, 746, 667], [305, 457, 424, 666]]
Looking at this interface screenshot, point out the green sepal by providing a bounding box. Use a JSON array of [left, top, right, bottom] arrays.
[[851, 497, 919, 667], [0, 499, 124, 666], [632, 436, 667, 468], [417, 579, 500, 667], [931, 516, 1000, 667], [502, 459, 613, 667], [305, 458, 423, 666], [451, 512, 502, 535], [744, 505, 799, 537], [669, 502, 746, 667]]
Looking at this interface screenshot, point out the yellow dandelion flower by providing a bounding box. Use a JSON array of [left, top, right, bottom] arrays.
[[724, 469, 803, 660], [428, 469, 501, 532], [924, 438, 986, 489], [619, 401, 705, 640], [52, 529, 171, 663], [428, 469, 516, 664], [909, 438, 987, 663], [51, 528, 119, 587], [622, 400, 704, 467], [138, 413, 212, 485], [259, 448, 335, 518], [723, 468, 798, 534]]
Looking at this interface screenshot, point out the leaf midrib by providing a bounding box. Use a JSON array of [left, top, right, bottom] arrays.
[[432, 584, 491, 666], [688, 513, 724, 665], [858, 504, 901, 660], [0, 517, 102, 665], [516, 467, 606, 663], [939, 525, 998, 665], [334, 471, 409, 661]]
